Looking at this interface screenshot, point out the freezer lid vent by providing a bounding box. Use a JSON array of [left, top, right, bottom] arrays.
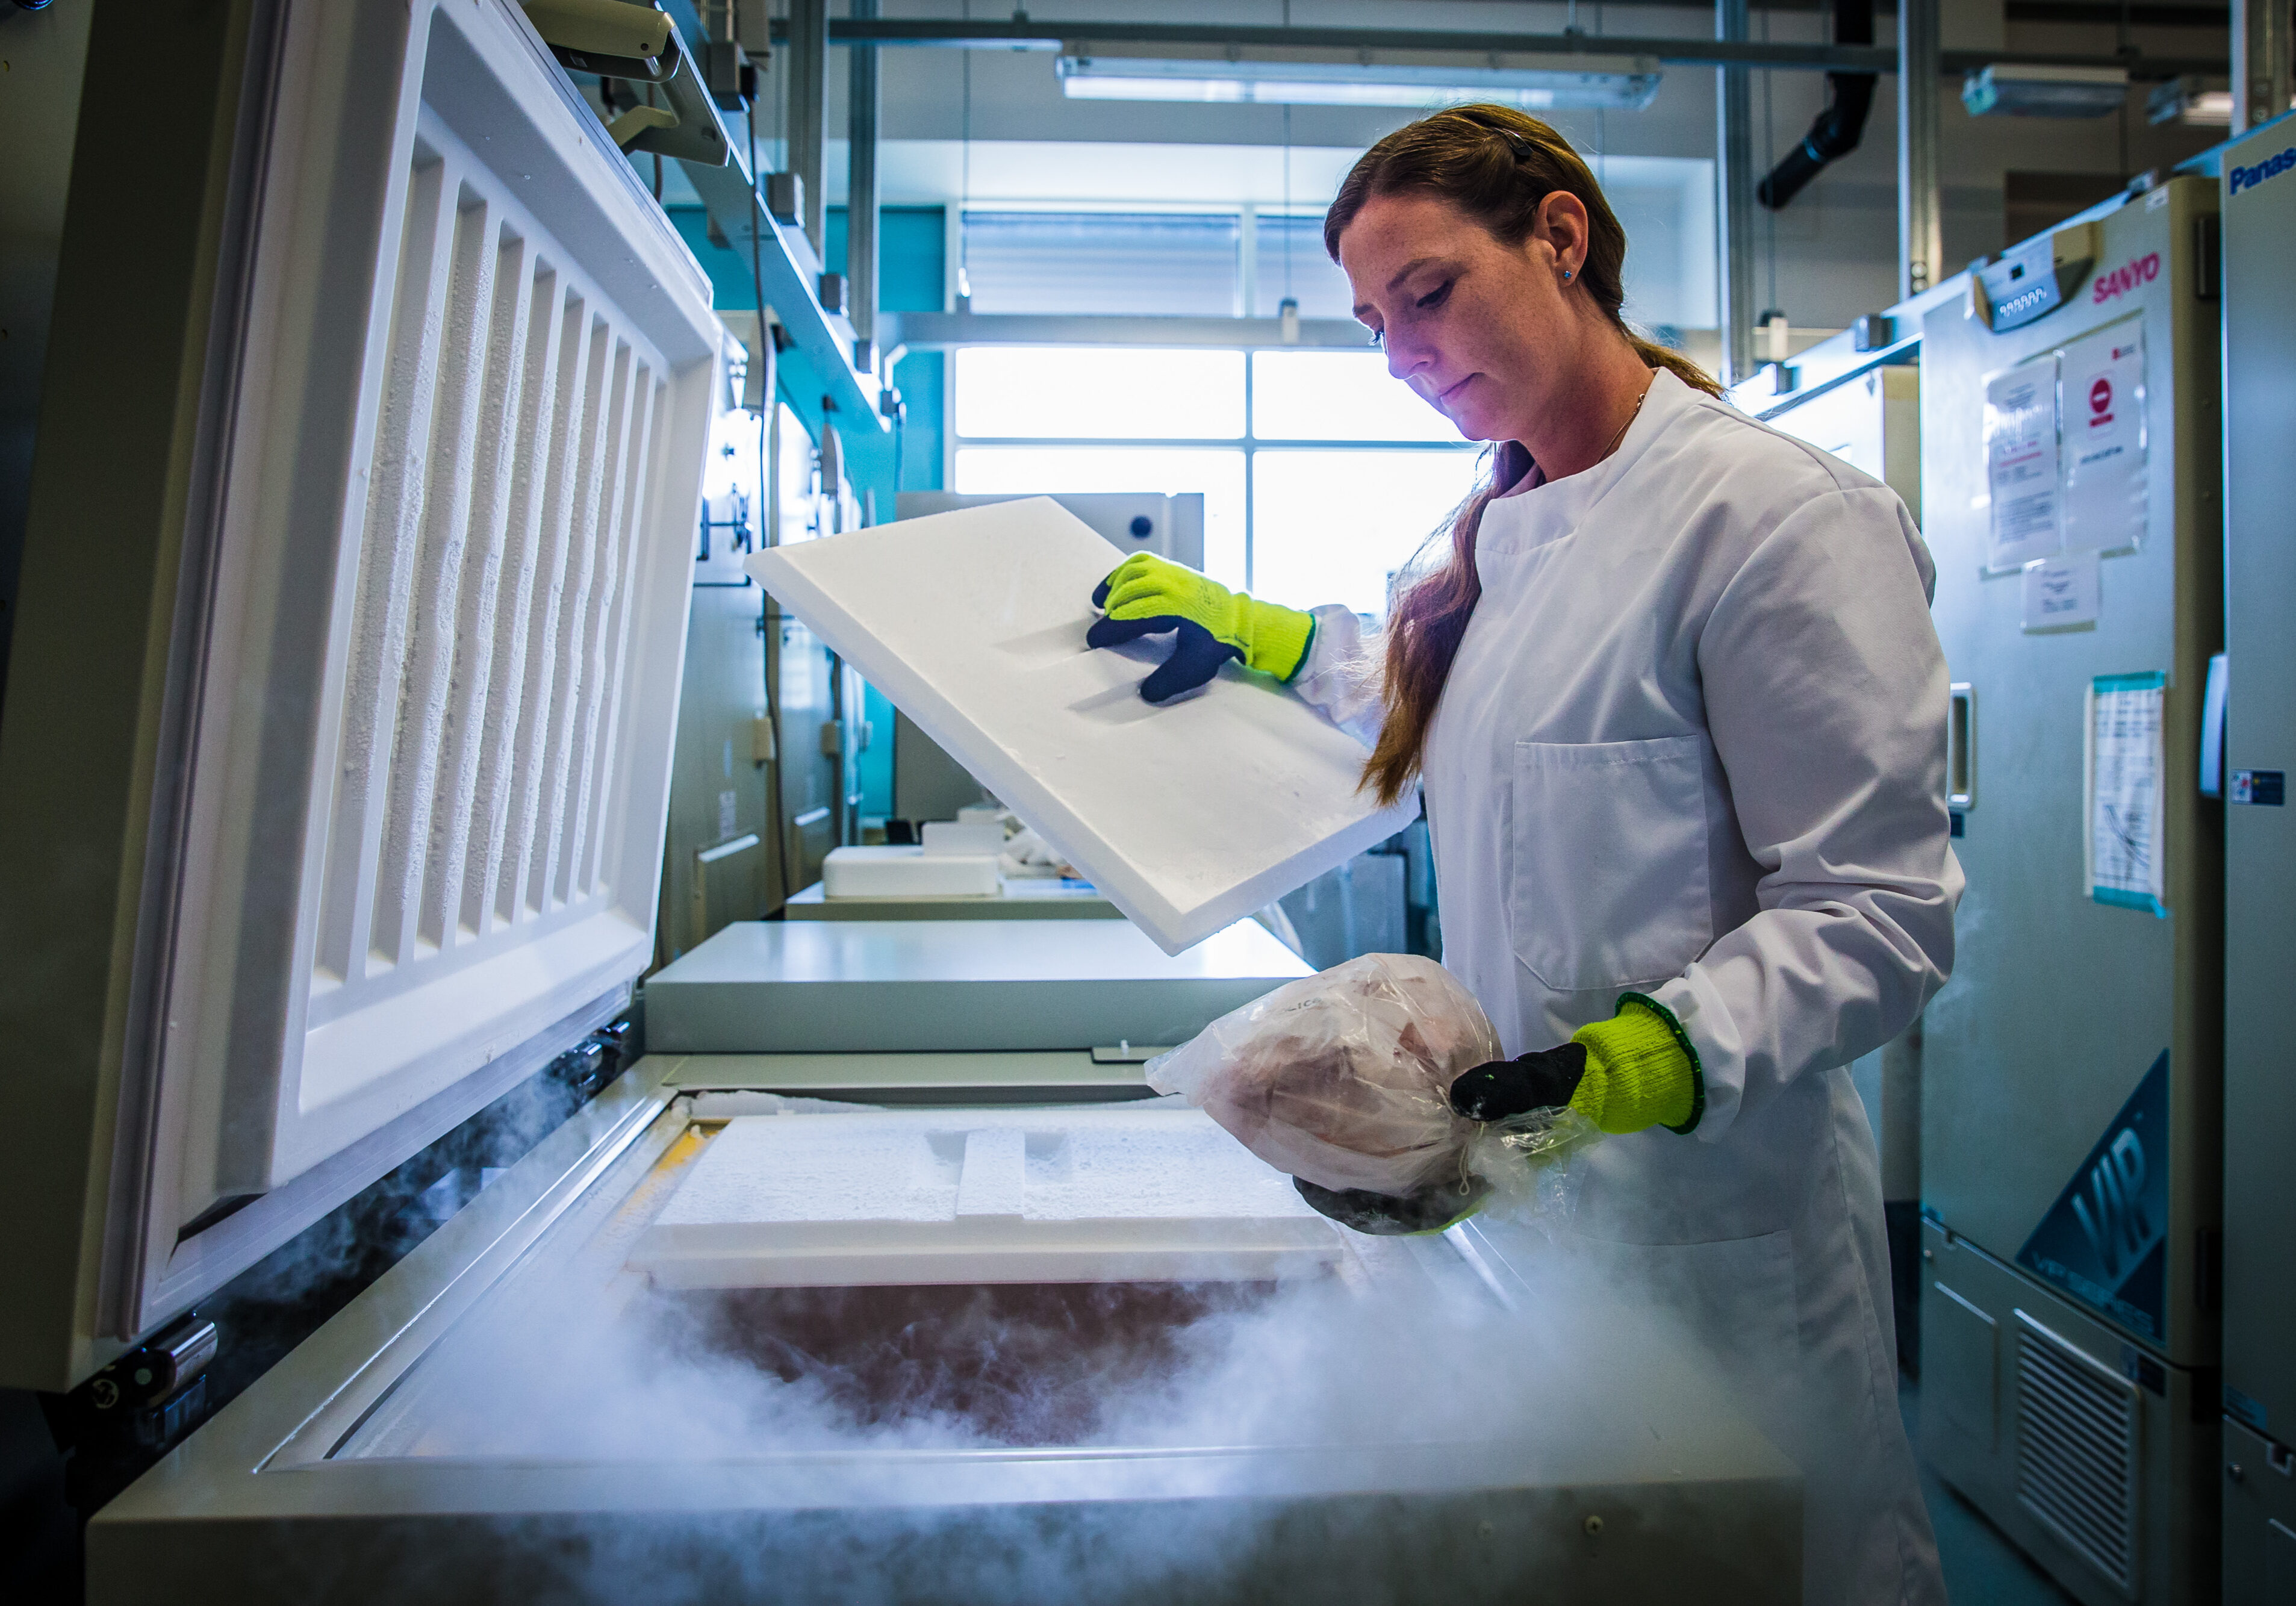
[[308, 120, 665, 1071], [2014, 1309, 2141, 1594], [117, 0, 717, 1336]]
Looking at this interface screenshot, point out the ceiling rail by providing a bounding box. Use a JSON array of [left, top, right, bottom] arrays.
[[767, 17, 2222, 81]]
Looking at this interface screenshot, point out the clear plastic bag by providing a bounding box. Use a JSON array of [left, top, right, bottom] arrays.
[[1146, 953, 1598, 1208]]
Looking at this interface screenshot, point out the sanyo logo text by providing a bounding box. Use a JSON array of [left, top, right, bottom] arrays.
[[2091, 252, 2161, 304]]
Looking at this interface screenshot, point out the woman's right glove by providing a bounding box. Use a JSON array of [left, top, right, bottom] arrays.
[[1086, 552, 1316, 703]]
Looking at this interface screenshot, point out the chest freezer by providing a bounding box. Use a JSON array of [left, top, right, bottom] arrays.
[[87, 1062, 1803, 1605]]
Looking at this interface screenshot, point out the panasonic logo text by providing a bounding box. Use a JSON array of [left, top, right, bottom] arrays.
[[2230, 146, 2296, 195]]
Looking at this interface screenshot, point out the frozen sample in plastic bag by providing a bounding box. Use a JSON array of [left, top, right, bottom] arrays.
[[1146, 954, 1487, 1195], [1147, 954, 1599, 1213]]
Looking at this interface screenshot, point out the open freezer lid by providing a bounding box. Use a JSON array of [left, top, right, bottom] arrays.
[[745, 500, 1418, 954], [0, 0, 722, 1378]]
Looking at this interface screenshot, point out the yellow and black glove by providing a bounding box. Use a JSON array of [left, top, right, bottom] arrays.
[[1294, 997, 1703, 1238], [1086, 552, 1316, 704], [1448, 994, 1705, 1136]]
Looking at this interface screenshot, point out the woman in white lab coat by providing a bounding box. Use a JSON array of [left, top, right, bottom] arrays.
[[1089, 105, 1959, 1605]]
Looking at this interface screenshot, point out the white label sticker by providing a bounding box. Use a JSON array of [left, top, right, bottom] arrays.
[[2060, 325, 2148, 554], [2086, 674, 2168, 915], [717, 788, 739, 841], [1984, 360, 2064, 571], [2022, 550, 2101, 631]]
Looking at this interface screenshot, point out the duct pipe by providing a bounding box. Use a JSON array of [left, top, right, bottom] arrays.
[[787, 0, 828, 254], [1716, 0, 1758, 385], [1897, 0, 1941, 299], [2233, 0, 2294, 129], [848, 0, 880, 369], [1758, 0, 1878, 209]]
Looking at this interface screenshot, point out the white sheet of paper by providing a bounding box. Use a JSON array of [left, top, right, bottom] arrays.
[[747, 499, 1418, 953], [2060, 325, 2147, 554], [2021, 550, 2101, 632], [2086, 673, 2167, 915], [1984, 360, 2064, 573]]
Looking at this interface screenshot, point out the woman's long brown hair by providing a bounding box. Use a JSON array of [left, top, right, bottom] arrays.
[[1325, 104, 1723, 807]]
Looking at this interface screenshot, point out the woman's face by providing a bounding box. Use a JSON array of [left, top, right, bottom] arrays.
[[1336, 188, 1593, 446]]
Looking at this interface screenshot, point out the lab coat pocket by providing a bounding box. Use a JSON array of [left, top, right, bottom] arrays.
[[1510, 735, 1713, 992]]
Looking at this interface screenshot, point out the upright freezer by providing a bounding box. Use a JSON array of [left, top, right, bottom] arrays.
[[2214, 110, 2296, 1605], [1915, 175, 2223, 1606]]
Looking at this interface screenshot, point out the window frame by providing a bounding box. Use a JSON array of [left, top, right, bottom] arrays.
[[948, 343, 1483, 596]]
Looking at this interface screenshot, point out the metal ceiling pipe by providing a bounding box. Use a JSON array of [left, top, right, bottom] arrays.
[[1757, 0, 1878, 209], [2232, 0, 2293, 129], [848, 0, 880, 370], [786, 0, 828, 254], [1717, 0, 1758, 385], [1898, 0, 1943, 298], [771, 16, 2224, 81]]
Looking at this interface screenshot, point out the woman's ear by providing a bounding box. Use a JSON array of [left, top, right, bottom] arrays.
[[1534, 191, 1594, 281]]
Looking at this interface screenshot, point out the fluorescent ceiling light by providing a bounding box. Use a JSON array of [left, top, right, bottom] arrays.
[[2145, 76, 2265, 126], [1961, 64, 2129, 119], [1056, 43, 1662, 111]]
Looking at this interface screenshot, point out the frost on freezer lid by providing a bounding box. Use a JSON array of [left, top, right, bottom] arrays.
[[745, 499, 1417, 953], [628, 1108, 1342, 1288]]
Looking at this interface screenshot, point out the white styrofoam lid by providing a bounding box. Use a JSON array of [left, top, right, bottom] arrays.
[[745, 500, 1416, 953], [631, 1107, 1342, 1288]]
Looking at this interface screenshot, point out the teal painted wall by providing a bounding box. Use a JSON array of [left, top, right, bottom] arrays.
[[667, 201, 945, 827], [665, 202, 944, 503], [827, 204, 945, 496], [825, 207, 939, 818]]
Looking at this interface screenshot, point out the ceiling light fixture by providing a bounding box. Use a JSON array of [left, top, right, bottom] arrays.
[[1960, 63, 2129, 119], [1055, 42, 1663, 111], [2145, 76, 2245, 126]]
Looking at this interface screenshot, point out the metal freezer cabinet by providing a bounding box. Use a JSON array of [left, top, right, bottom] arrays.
[[2216, 110, 2296, 1605], [1916, 176, 2223, 1605]]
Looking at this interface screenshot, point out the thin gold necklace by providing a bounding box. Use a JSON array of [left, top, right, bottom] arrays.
[[1599, 375, 1655, 462]]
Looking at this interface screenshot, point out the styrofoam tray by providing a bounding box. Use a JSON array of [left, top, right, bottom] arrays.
[[629, 1106, 1342, 1288], [747, 499, 1416, 953], [821, 846, 1000, 898]]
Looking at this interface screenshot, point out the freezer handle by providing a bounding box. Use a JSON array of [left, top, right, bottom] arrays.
[[2200, 653, 2228, 800], [1946, 683, 1976, 809]]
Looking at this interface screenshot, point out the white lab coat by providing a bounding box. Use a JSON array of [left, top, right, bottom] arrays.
[[1292, 369, 1960, 1605]]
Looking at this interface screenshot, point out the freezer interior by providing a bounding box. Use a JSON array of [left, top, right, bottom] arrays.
[[90, 1059, 1802, 1604]]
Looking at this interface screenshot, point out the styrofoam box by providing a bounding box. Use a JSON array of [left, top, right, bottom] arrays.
[[630, 1106, 1342, 1288], [919, 820, 1005, 856], [747, 499, 1417, 954], [821, 845, 999, 898]]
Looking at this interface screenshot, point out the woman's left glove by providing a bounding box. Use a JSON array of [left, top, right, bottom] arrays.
[[1448, 996, 1704, 1136], [1087, 552, 1316, 704]]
